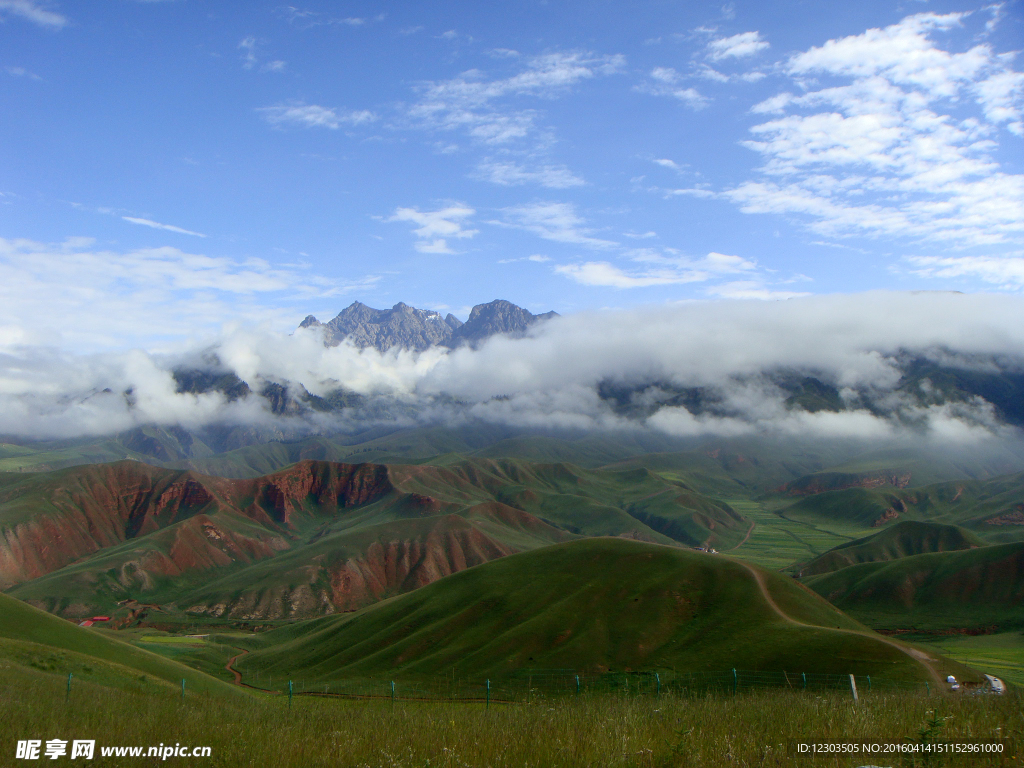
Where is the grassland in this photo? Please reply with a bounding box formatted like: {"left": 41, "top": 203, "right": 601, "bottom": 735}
{"left": 717, "top": 499, "right": 857, "bottom": 570}
{"left": 914, "top": 632, "right": 1024, "bottom": 687}
{"left": 0, "top": 592, "right": 245, "bottom": 698}
{"left": 232, "top": 538, "right": 973, "bottom": 685}
{"left": 1, "top": 661, "right": 1019, "bottom": 768}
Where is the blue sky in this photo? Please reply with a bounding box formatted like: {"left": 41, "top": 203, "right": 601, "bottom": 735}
{"left": 1, "top": 0, "right": 1022, "bottom": 352}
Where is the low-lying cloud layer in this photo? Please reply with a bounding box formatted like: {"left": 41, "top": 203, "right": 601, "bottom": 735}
{"left": 2, "top": 292, "right": 1023, "bottom": 445}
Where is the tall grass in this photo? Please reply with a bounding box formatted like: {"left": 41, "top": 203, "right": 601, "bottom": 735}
{"left": 2, "top": 666, "right": 1019, "bottom": 767}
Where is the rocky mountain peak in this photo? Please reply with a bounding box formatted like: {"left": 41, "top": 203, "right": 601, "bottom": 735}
{"left": 299, "top": 299, "right": 558, "bottom": 352}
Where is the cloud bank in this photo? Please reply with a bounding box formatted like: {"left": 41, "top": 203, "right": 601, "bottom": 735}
{"left": 1, "top": 291, "right": 1022, "bottom": 444}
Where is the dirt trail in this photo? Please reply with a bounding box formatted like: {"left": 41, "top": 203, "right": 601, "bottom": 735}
{"left": 224, "top": 648, "right": 280, "bottom": 693}
{"left": 225, "top": 649, "right": 248, "bottom": 684}
{"left": 736, "top": 560, "right": 945, "bottom": 687}
{"left": 729, "top": 522, "right": 756, "bottom": 551}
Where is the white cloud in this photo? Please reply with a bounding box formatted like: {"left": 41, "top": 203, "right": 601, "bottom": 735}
{"left": 497, "top": 254, "right": 550, "bottom": 264}
{"left": 727, "top": 12, "right": 1024, "bottom": 249}
{"left": 555, "top": 251, "right": 759, "bottom": 288}
{"left": 637, "top": 68, "right": 709, "bottom": 109}
{"left": 122, "top": 216, "right": 206, "bottom": 238}
{"left": 262, "top": 60, "right": 287, "bottom": 73}
{"left": 707, "top": 31, "right": 769, "bottom": 60}
{"left": 407, "top": 51, "right": 625, "bottom": 144}
{"left": 389, "top": 205, "right": 478, "bottom": 254}
{"left": 653, "top": 158, "right": 681, "bottom": 170}
{"left": 279, "top": 7, "right": 366, "bottom": 29}
{"left": 668, "top": 187, "right": 716, "bottom": 198}
{"left": 259, "top": 103, "right": 377, "bottom": 129}
{"left": 0, "top": 237, "right": 376, "bottom": 352}
{"left": 706, "top": 280, "right": 810, "bottom": 300}
{"left": 498, "top": 202, "right": 618, "bottom": 250}
{"left": 5, "top": 65, "right": 41, "bottom": 79}
{"left": 476, "top": 161, "right": 585, "bottom": 188}
{"left": 0, "top": 0, "right": 66, "bottom": 28}
{"left": 906, "top": 254, "right": 1024, "bottom": 288}
{"left": 238, "top": 37, "right": 258, "bottom": 69}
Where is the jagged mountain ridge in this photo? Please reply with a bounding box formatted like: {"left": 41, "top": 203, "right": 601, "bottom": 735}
{"left": 299, "top": 298, "right": 558, "bottom": 352}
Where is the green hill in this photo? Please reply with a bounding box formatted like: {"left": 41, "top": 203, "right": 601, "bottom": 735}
{"left": 235, "top": 538, "right": 970, "bottom": 684}
{"left": 775, "top": 472, "right": 1024, "bottom": 544}
{"left": 0, "top": 591, "right": 245, "bottom": 697}
{"left": 801, "top": 521, "right": 984, "bottom": 577}
{"left": 805, "top": 542, "right": 1024, "bottom": 630}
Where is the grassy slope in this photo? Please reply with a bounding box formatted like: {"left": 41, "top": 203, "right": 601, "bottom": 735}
{"left": 800, "top": 521, "right": 985, "bottom": 576}
{"left": 773, "top": 473, "right": 1024, "bottom": 542}
{"left": 805, "top": 542, "right": 1024, "bottom": 629}
{"left": 236, "top": 538, "right": 967, "bottom": 683}
{"left": 0, "top": 591, "right": 246, "bottom": 697}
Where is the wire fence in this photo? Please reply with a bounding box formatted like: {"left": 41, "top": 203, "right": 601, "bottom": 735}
{"left": 238, "top": 668, "right": 957, "bottom": 705}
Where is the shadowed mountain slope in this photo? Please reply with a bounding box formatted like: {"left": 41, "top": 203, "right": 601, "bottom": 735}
{"left": 805, "top": 542, "right": 1024, "bottom": 630}
{"left": 800, "top": 521, "right": 984, "bottom": 577}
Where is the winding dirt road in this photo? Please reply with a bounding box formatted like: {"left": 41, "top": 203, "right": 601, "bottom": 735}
{"left": 736, "top": 560, "right": 945, "bottom": 687}
{"left": 224, "top": 648, "right": 280, "bottom": 693}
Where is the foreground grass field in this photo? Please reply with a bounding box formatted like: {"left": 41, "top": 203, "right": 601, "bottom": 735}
{"left": 1, "top": 662, "right": 1018, "bottom": 767}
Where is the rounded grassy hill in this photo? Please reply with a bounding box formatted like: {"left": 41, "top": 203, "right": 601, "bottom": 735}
{"left": 237, "top": 538, "right": 974, "bottom": 684}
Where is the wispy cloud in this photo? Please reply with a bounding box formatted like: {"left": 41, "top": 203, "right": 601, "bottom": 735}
{"left": 239, "top": 37, "right": 286, "bottom": 72}
{"left": 725, "top": 12, "right": 1024, "bottom": 251}
{"left": 278, "top": 6, "right": 367, "bottom": 29}
{"left": 407, "top": 51, "right": 625, "bottom": 145}
{"left": 555, "top": 251, "right": 759, "bottom": 288}
{"left": 259, "top": 103, "right": 377, "bottom": 129}
{"left": 388, "top": 205, "right": 478, "bottom": 254}
{"left": 906, "top": 254, "right": 1024, "bottom": 289}
{"left": 5, "top": 65, "right": 41, "bottom": 79}
{"left": 0, "top": 0, "right": 66, "bottom": 28}
{"left": 122, "top": 217, "right": 207, "bottom": 238}
{"left": 239, "top": 36, "right": 258, "bottom": 69}
{"left": 498, "top": 202, "right": 618, "bottom": 250}
{"left": 707, "top": 31, "right": 769, "bottom": 60}
{"left": 476, "top": 161, "right": 585, "bottom": 188}
{"left": 0, "top": 237, "right": 376, "bottom": 352}
{"left": 636, "top": 68, "right": 708, "bottom": 109}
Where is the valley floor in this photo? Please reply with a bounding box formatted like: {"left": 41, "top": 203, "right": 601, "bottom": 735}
{"left": 720, "top": 499, "right": 858, "bottom": 569}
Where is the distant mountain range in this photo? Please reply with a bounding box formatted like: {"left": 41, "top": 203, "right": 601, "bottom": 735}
{"left": 299, "top": 299, "right": 559, "bottom": 352}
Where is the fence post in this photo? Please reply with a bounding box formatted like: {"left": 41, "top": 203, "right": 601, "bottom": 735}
{"left": 181, "top": 679, "right": 185, "bottom": 701}
{"left": 390, "top": 680, "right": 395, "bottom": 707}
{"left": 732, "top": 669, "right": 738, "bottom": 695}
{"left": 925, "top": 682, "right": 930, "bottom": 696}
{"left": 288, "top": 680, "right": 293, "bottom": 709}
{"left": 575, "top": 675, "right": 580, "bottom": 696}
{"left": 867, "top": 675, "right": 871, "bottom": 692}
{"left": 655, "top": 672, "right": 661, "bottom": 696}
{"left": 802, "top": 672, "right": 806, "bottom": 691}
{"left": 486, "top": 679, "right": 490, "bottom": 710}
{"left": 66, "top": 673, "right": 72, "bottom": 702}
{"left": 848, "top": 674, "right": 858, "bottom": 702}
